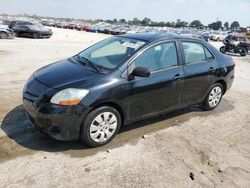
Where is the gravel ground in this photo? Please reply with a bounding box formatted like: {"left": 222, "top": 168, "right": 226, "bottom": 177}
{"left": 0, "top": 28, "right": 250, "bottom": 187}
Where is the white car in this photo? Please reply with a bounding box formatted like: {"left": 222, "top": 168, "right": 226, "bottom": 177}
{"left": 210, "top": 31, "right": 228, "bottom": 41}
{"left": 0, "top": 24, "right": 15, "bottom": 39}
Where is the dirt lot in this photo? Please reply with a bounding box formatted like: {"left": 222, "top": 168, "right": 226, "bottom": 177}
{"left": 0, "top": 28, "right": 250, "bottom": 187}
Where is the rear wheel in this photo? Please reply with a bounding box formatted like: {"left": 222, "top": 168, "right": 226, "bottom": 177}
{"left": 0, "top": 32, "right": 8, "bottom": 39}
{"left": 203, "top": 83, "right": 223, "bottom": 110}
{"left": 238, "top": 47, "right": 247, "bottom": 57}
{"left": 80, "top": 106, "right": 121, "bottom": 147}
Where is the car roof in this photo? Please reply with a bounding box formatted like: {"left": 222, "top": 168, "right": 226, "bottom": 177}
{"left": 120, "top": 32, "right": 201, "bottom": 42}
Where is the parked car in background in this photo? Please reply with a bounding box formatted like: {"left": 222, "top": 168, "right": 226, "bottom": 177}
{"left": 177, "top": 30, "right": 192, "bottom": 36}
{"left": 86, "top": 25, "right": 100, "bottom": 33}
{"left": 201, "top": 32, "right": 210, "bottom": 42}
{"left": 210, "top": 31, "right": 228, "bottom": 41}
{"left": 8, "top": 20, "right": 19, "bottom": 29}
{"left": 23, "top": 33, "right": 235, "bottom": 147}
{"left": 84, "top": 25, "right": 95, "bottom": 32}
{"left": 0, "top": 19, "right": 10, "bottom": 26}
{"left": 0, "top": 24, "right": 15, "bottom": 39}
{"left": 8, "top": 20, "right": 33, "bottom": 29}
{"left": 13, "top": 24, "right": 53, "bottom": 38}
{"left": 63, "top": 23, "right": 78, "bottom": 30}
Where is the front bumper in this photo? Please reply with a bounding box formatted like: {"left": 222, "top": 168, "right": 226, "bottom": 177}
{"left": 23, "top": 101, "right": 91, "bottom": 141}
{"left": 23, "top": 78, "right": 92, "bottom": 141}
{"left": 39, "top": 33, "right": 52, "bottom": 38}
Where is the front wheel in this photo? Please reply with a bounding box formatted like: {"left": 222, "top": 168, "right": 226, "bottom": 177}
{"left": 32, "top": 32, "right": 39, "bottom": 39}
{"left": 203, "top": 83, "right": 223, "bottom": 111}
{"left": 220, "top": 46, "right": 226, "bottom": 54}
{"left": 80, "top": 106, "right": 121, "bottom": 147}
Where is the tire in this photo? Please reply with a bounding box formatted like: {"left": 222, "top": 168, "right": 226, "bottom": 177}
{"left": 220, "top": 46, "right": 226, "bottom": 54}
{"left": 80, "top": 106, "right": 121, "bottom": 147}
{"left": 203, "top": 83, "right": 224, "bottom": 111}
{"left": 238, "top": 47, "right": 247, "bottom": 57}
{"left": 0, "top": 31, "right": 8, "bottom": 39}
{"left": 32, "top": 33, "right": 39, "bottom": 39}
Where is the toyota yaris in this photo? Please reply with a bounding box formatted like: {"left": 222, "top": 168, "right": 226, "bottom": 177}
{"left": 23, "top": 33, "right": 235, "bottom": 147}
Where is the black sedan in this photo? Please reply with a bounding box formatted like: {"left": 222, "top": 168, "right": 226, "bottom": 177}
{"left": 23, "top": 33, "right": 235, "bottom": 147}
{"left": 13, "top": 24, "right": 53, "bottom": 39}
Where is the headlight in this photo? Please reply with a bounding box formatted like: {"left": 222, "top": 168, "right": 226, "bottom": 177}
{"left": 50, "top": 88, "right": 89, "bottom": 106}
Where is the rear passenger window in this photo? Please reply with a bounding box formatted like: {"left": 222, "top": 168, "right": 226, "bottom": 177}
{"left": 182, "top": 42, "right": 213, "bottom": 65}
{"left": 204, "top": 47, "right": 214, "bottom": 60}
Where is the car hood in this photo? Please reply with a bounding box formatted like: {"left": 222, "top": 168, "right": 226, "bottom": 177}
{"left": 28, "top": 26, "right": 51, "bottom": 32}
{"left": 33, "top": 59, "right": 100, "bottom": 90}
{"left": 0, "top": 24, "right": 8, "bottom": 29}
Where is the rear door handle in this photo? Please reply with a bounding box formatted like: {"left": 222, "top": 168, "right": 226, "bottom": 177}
{"left": 173, "top": 74, "right": 183, "bottom": 80}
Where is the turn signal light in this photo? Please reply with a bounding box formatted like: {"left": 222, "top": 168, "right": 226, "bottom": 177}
{"left": 59, "top": 99, "right": 81, "bottom": 106}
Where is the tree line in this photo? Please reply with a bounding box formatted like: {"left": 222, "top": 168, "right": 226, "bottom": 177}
{"left": 105, "top": 17, "right": 241, "bottom": 30}
{"left": 1, "top": 13, "right": 242, "bottom": 30}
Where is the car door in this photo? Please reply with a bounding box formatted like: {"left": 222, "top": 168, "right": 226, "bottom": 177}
{"left": 125, "top": 41, "right": 184, "bottom": 121}
{"left": 14, "top": 25, "right": 27, "bottom": 36}
{"left": 180, "top": 41, "right": 218, "bottom": 106}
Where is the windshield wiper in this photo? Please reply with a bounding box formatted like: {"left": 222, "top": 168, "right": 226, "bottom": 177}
{"left": 77, "top": 55, "right": 100, "bottom": 73}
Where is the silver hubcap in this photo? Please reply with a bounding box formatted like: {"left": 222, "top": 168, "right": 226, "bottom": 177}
{"left": 208, "top": 86, "right": 222, "bottom": 107}
{"left": 0, "top": 32, "right": 7, "bottom": 39}
{"left": 90, "top": 112, "right": 117, "bottom": 143}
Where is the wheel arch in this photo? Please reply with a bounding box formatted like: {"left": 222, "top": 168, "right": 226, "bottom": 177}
{"left": 202, "top": 79, "right": 227, "bottom": 102}
{"left": 214, "top": 79, "right": 227, "bottom": 95}
{"left": 90, "top": 101, "right": 125, "bottom": 125}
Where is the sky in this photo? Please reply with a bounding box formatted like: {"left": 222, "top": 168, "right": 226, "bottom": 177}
{"left": 0, "top": 0, "right": 249, "bottom": 27}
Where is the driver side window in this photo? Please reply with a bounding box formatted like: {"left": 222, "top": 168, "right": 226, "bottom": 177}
{"left": 133, "top": 42, "right": 178, "bottom": 72}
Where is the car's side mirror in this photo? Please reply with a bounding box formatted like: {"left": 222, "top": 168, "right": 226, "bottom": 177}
{"left": 128, "top": 66, "right": 150, "bottom": 80}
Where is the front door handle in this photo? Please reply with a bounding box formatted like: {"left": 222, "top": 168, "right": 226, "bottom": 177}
{"left": 209, "top": 67, "right": 216, "bottom": 72}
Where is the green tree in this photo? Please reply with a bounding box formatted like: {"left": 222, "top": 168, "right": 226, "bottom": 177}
{"left": 106, "top": 19, "right": 113, "bottom": 24}
{"left": 176, "top": 20, "right": 188, "bottom": 28}
{"left": 231, "top": 21, "right": 240, "bottom": 29}
{"left": 142, "top": 17, "right": 152, "bottom": 26}
{"left": 112, "top": 18, "right": 118, "bottom": 24}
{"left": 166, "top": 22, "right": 172, "bottom": 27}
{"left": 224, "top": 22, "right": 229, "bottom": 30}
{"left": 158, "top": 21, "right": 166, "bottom": 27}
{"left": 119, "top": 19, "right": 127, "bottom": 24}
{"left": 31, "top": 14, "right": 39, "bottom": 20}
{"left": 2, "top": 13, "right": 8, "bottom": 17}
{"left": 132, "top": 17, "right": 141, "bottom": 25}
{"left": 190, "top": 20, "right": 203, "bottom": 28}
{"left": 208, "top": 21, "right": 222, "bottom": 30}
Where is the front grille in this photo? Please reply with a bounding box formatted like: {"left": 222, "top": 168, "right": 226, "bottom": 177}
{"left": 23, "top": 78, "right": 51, "bottom": 106}
{"left": 23, "top": 90, "right": 40, "bottom": 103}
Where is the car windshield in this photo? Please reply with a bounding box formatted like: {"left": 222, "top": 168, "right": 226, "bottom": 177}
{"left": 75, "top": 37, "right": 147, "bottom": 73}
